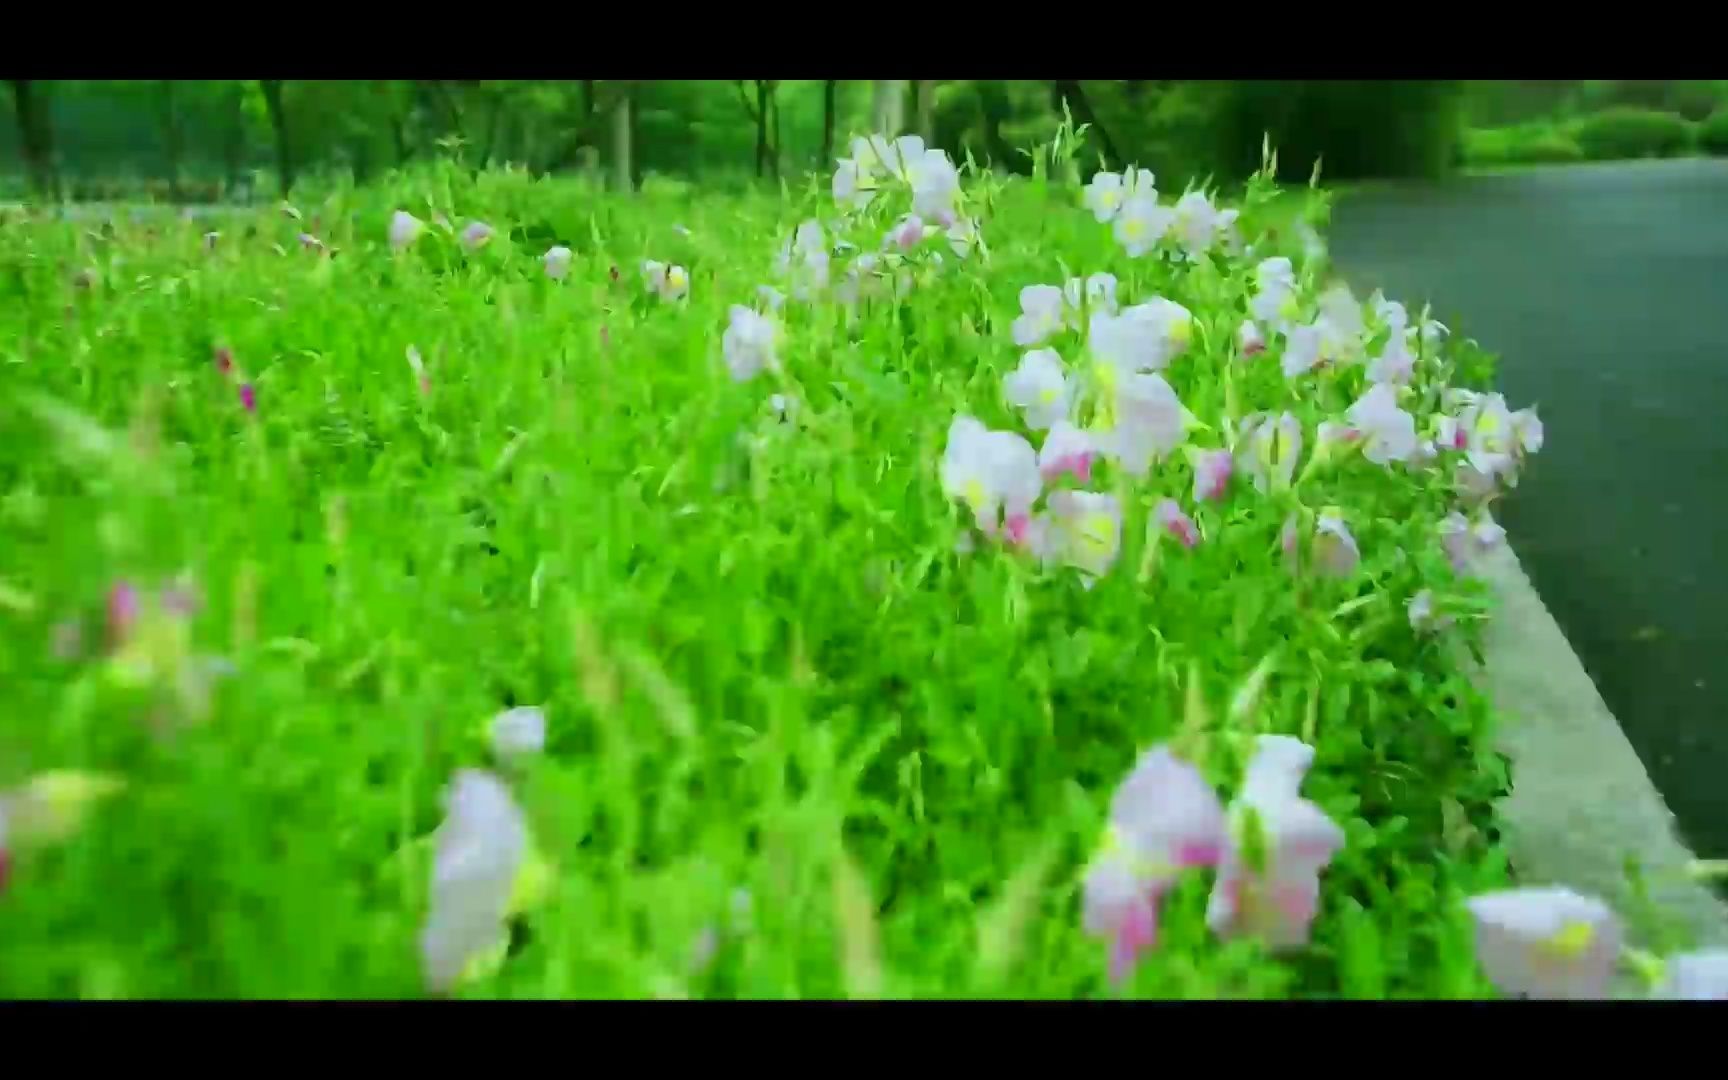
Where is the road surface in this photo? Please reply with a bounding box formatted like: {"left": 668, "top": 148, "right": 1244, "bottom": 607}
{"left": 1331, "top": 158, "right": 1728, "bottom": 863}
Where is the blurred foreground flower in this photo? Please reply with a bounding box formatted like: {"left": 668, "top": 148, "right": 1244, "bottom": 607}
{"left": 1153, "top": 498, "right": 1199, "bottom": 549}
{"left": 1658, "top": 950, "right": 1728, "bottom": 1000}
{"left": 1083, "top": 745, "right": 1227, "bottom": 985}
{"left": 722, "top": 305, "right": 779, "bottom": 383}
{"left": 1038, "top": 421, "right": 1097, "bottom": 484}
{"left": 490, "top": 706, "right": 546, "bottom": 762}
{"left": 543, "top": 246, "right": 572, "bottom": 281}
{"left": 0, "top": 771, "right": 125, "bottom": 850}
{"left": 460, "top": 221, "right": 494, "bottom": 252}
{"left": 1040, "top": 489, "right": 1122, "bottom": 578}
{"left": 1205, "top": 736, "right": 1344, "bottom": 949}
{"left": 1466, "top": 887, "right": 1621, "bottom": 1000}
{"left": 389, "top": 210, "right": 423, "bottom": 251}
{"left": 1012, "top": 285, "right": 1064, "bottom": 347}
{"left": 421, "top": 770, "right": 528, "bottom": 995}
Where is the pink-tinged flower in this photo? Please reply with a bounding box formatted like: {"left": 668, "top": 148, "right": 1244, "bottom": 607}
{"left": 107, "top": 581, "right": 140, "bottom": 649}
{"left": 1658, "top": 950, "right": 1728, "bottom": 1000}
{"left": 460, "top": 221, "right": 494, "bottom": 252}
{"left": 1083, "top": 745, "right": 1228, "bottom": 986}
{"left": 1153, "top": 498, "right": 1200, "bottom": 548}
{"left": 238, "top": 383, "right": 257, "bottom": 414}
{"left": 1012, "top": 284, "right": 1065, "bottom": 347}
{"left": 543, "top": 246, "right": 573, "bottom": 281}
{"left": 1038, "top": 421, "right": 1097, "bottom": 484}
{"left": 1435, "top": 415, "right": 1467, "bottom": 452}
{"left": 1280, "top": 513, "right": 1302, "bottom": 572}
{"left": 1440, "top": 511, "right": 1504, "bottom": 575}
{"left": 389, "top": 210, "right": 423, "bottom": 251}
{"left": 1345, "top": 383, "right": 1417, "bottom": 466}
{"left": 1044, "top": 490, "right": 1123, "bottom": 578}
{"left": 884, "top": 213, "right": 925, "bottom": 252}
{"left": 1237, "top": 319, "right": 1266, "bottom": 358}
{"left": 1512, "top": 407, "right": 1544, "bottom": 455}
{"left": 1003, "top": 348, "right": 1072, "bottom": 431}
{"left": 421, "top": 769, "right": 528, "bottom": 994}
{"left": 1193, "top": 448, "right": 1233, "bottom": 503}
{"left": 1465, "top": 887, "right": 1622, "bottom": 1000}
{"left": 1237, "top": 411, "right": 1302, "bottom": 494}
{"left": 1100, "top": 373, "right": 1187, "bottom": 476}
{"left": 1205, "top": 736, "right": 1344, "bottom": 949}
{"left": 940, "top": 416, "right": 1042, "bottom": 539}
{"left": 214, "top": 346, "right": 234, "bottom": 377}
{"left": 1313, "top": 512, "right": 1360, "bottom": 578}
{"left": 406, "top": 346, "right": 430, "bottom": 395}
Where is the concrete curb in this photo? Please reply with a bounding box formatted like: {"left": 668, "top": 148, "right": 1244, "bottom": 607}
{"left": 1478, "top": 543, "right": 1728, "bottom": 946}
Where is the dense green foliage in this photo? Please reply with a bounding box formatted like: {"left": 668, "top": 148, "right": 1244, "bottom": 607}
{"left": 1573, "top": 107, "right": 1696, "bottom": 162}
{"left": 1461, "top": 124, "right": 1585, "bottom": 168}
{"left": 1697, "top": 109, "right": 1728, "bottom": 156}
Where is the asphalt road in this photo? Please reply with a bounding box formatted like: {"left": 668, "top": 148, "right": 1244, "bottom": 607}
{"left": 1330, "top": 159, "right": 1728, "bottom": 862}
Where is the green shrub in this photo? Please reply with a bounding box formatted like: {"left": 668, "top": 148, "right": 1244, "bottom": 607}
{"left": 1462, "top": 124, "right": 1584, "bottom": 167}
{"left": 1213, "top": 81, "right": 1465, "bottom": 182}
{"left": 1573, "top": 107, "right": 1694, "bottom": 160}
{"left": 1698, "top": 109, "right": 1728, "bottom": 156}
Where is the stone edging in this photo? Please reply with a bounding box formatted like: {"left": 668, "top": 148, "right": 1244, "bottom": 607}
{"left": 1478, "top": 543, "right": 1728, "bottom": 946}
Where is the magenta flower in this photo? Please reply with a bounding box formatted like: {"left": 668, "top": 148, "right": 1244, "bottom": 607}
{"left": 1193, "top": 448, "right": 1233, "bottom": 503}
{"left": 1038, "top": 422, "right": 1096, "bottom": 484}
{"left": 1153, "top": 498, "right": 1199, "bottom": 548}
{"left": 239, "top": 383, "right": 257, "bottom": 414}
{"left": 106, "top": 581, "right": 140, "bottom": 649}
{"left": 1083, "top": 746, "right": 1228, "bottom": 986}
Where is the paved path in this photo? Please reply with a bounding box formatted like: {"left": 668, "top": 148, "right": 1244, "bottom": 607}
{"left": 1331, "top": 159, "right": 1728, "bottom": 862}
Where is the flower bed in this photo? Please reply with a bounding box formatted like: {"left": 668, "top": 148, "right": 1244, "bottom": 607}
{"left": 0, "top": 135, "right": 1719, "bottom": 999}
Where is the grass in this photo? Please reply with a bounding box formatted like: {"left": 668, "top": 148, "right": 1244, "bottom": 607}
{"left": 0, "top": 146, "right": 1531, "bottom": 1000}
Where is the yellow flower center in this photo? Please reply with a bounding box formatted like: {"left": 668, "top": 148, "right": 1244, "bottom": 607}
{"left": 1279, "top": 296, "right": 1300, "bottom": 321}
{"left": 668, "top": 267, "right": 687, "bottom": 289}
{"left": 963, "top": 479, "right": 988, "bottom": 511}
{"left": 1101, "top": 190, "right": 1120, "bottom": 209}
{"left": 1038, "top": 387, "right": 1059, "bottom": 405}
{"left": 1124, "top": 218, "right": 1146, "bottom": 241}
{"left": 1169, "top": 315, "right": 1192, "bottom": 350}
{"left": 1079, "top": 513, "right": 1118, "bottom": 554}
{"left": 1542, "top": 921, "right": 1596, "bottom": 960}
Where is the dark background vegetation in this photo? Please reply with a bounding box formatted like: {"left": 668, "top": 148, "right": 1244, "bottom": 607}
{"left": 4, "top": 80, "right": 1726, "bottom": 204}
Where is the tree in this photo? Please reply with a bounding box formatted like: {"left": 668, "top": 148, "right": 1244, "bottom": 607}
{"left": 609, "top": 81, "right": 633, "bottom": 193}
{"left": 7, "top": 79, "right": 59, "bottom": 200}
{"left": 1052, "top": 80, "right": 1121, "bottom": 170}
{"left": 914, "top": 80, "right": 936, "bottom": 143}
{"left": 871, "top": 80, "right": 906, "bottom": 135}
{"left": 157, "top": 81, "right": 185, "bottom": 201}
{"left": 821, "top": 79, "right": 838, "bottom": 167}
{"left": 258, "top": 79, "right": 294, "bottom": 195}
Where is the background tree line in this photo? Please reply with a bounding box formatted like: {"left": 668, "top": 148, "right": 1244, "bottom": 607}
{"left": 4, "top": 80, "right": 1724, "bottom": 204}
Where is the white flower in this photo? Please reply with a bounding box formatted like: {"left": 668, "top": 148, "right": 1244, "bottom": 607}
{"left": 1237, "top": 320, "right": 1267, "bottom": 359}
{"left": 1205, "top": 736, "right": 1345, "bottom": 950}
{"left": 946, "top": 216, "right": 981, "bottom": 260}
{"left": 1114, "top": 194, "right": 1173, "bottom": 257}
{"left": 940, "top": 416, "right": 1042, "bottom": 539}
{"left": 1171, "top": 191, "right": 1220, "bottom": 257}
{"left": 1344, "top": 384, "right": 1418, "bottom": 466}
{"left": 1658, "top": 949, "right": 1728, "bottom": 1000}
{"left": 1466, "top": 887, "right": 1622, "bottom": 1000}
{"left": 1256, "top": 257, "right": 1296, "bottom": 294}
{"left": 832, "top": 158, "right": 874, "bottom": 212}
{"left": 1282, "top": 324, "right": 1323, "bottom": 379}
{"left": 756, "top": 284, "right": 786, "bottom": 311}
{"left": 421, "top": 770, "right": 528, "bottom": 994}
{"left": 460, "top": 221, "right": 494, "bottom": 252}
{"left": 543, "top": 246, "right": 573, "bottom": 281}
{"left": 883, "top": 213, "right": 925, "bottom": 253}
{"left": 908, "top": 148, "right": 960, "bottom": 221}
{"left": 1062, "top": 273, "right": 1119, "bottom": 326}
{"left": 1460, "top": 392, "right": 1517, "bottom": 479}
{"left": 1512, "top": 407, "right": 1544, "bottom": 455}
{"left": 1090, "top": 299, "right": 1192, "bottom": 379}
{"left": 491, "top": 706, "right": 547, "bottom": 761}
{"left": 1101, "top": 373, "right": 1187, "bottom": 476}
{"left": 389, "top": 210, "right": 423, "bottom": 252}
{"left": 775, "top": 220, "right": 830, "bottom": 301}
{"left": 722, "top": 305, "right": 778, "bottom": 383}
{"left": 1366, "top": 333, "right": 1415, "bottom": 386}
{"left": 1012, "top": 285, "right": 1066, "bottom": 348}
{"left": 1044, "top": 490, "right": 1124, "bottom": 578}
{"left": 1084, "top": 171, "right": 1126, "bottom": 223}
{"left": 641, "top": 260, "right": 689, "bottom": 303}
{"left": 1237, "top": 412, "right": 1303, "bottom": 494}
{"left": 1004, "top": 348, "right": 1073, "bottom": 431}
{"left": 1314, "top": 284, "right": 1366, "bottom": 364}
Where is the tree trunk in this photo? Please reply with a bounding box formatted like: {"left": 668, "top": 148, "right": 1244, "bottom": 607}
{"left": 976, "top": 80, "right": 1019, "bottom": 172}
{"left": 610, "top": 82, "right": 633, "bottom": 193}
{"left": 259, "top": 79, "right": 295, "bottom": 196}
{"left": 160, "top": 81, "right": 184, "bottom": 202}
{"left": 754, "top": 80, "right": 770, "bottom": 178}
{"left": 223, "top": 82, "right": 247, "bottom": 193}
{"left": 629, "top": 82, "right": 643, "bottom": 191}
{"left": 871, "top": 80, "right": 906, "bottom": 136}
{"left": 1052, "top": 80, "right": 1121, "bottom": 170}
{"left": 821, "top": 79, "right": 837, "bottom": 166}
{"left": 914, "top": 80, "right": 936, "bottom": 143}
{"left": 8, "top": 80, "right": 59, "bottom": 200}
